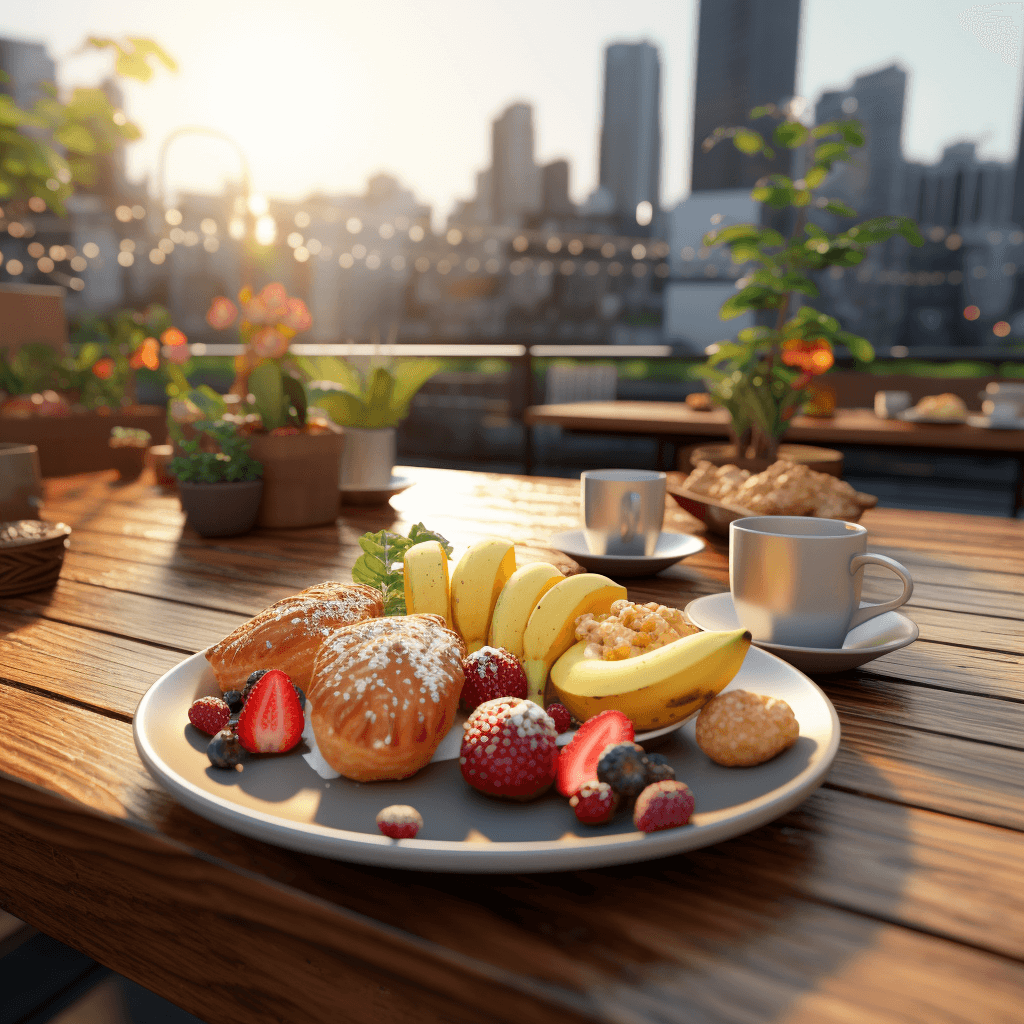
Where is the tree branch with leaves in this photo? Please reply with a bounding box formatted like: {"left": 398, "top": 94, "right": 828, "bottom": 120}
{"left": 701, "top": 104, "right": 923, "bottom": 462}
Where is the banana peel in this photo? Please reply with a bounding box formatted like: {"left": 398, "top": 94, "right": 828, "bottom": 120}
{"left": 549, "top": 628, "right": 751, "bottom": 731}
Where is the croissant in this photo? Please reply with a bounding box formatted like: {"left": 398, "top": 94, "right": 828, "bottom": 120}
{"left": 206, "top": 582, "right": 384, "bottom": 694}
{"left": 307, "top": 613, "right": 466, "bottom": 781}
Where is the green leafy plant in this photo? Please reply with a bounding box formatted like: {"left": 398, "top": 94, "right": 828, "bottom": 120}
{"left": 168, "top": 420, "right": 263, "bottom": 484}
{"left": 0, "top": 37, "right": 175, "bottom": 213}
{"left": 701, "top": 104, "right": 924, "bottom": 461}
{"left": 300, "top": 356, "right": 441, "bottom": 429}
{"left": 352, "top": 524, "right": 454, "bottom": 615}
{"left": 109, "top": 426, "right": 151, "bottom": 448}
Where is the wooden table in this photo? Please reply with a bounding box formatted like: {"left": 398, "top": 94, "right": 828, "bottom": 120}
{"left": 2, "top": 467, "right": 1023, "bottom": 1024}
{"left": 524, "top": 402, "right": 1024, "bottom": 514}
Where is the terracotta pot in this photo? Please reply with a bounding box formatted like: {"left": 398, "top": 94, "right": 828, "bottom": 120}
{"left": 108, "top": 445, "right": 148, "bottom": 482}
{"left": 178, "top": 479, "right": 263, "bottom": 538}
{"left": 686, "top": 442, "right": 844, "bottom": 478}
{"left": 248, "top": 431, "right": 346, "bottom": 528}
{"left": 340, "top": 426, "right": 396, "bottom": 489}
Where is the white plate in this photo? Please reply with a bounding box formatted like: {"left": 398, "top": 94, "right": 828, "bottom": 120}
{"left": 966, "top": 414, "right": 1024, "bottom": 431}
{"left": 549, "top": 530, "right": 705, "bottom": 577}
{"left": 133, "top": 647, "right": 839, "bottom": 873}
{"left": 896, "top": 409, "right": 967, "bottom": 424}
{"left": 339, "top": 475, "right": 414, "bottom": 506}
{"left": 685, "top": 592, "right": 919, "bottom": 674}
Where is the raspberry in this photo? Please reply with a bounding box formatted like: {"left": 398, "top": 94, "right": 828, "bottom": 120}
{"left": 644, "top": 752, "right": 676, "bottom": 784}
{"left": 460, "top": 646, "right": 528, "bottom": 711}
{"left": 188, "top": 695, "right": 231, "bottom": 736}
{"left": 596, "top": 742, "right": 650, "bottom": 799}
{"left": 633, "top": 781, "right": 695, "bottom": 833}
{"left": 460, "top": 697, "right": 559, "bottom": 801}
{"left": 569, "top": 780, "right": 619, "bottom": 825}
{"left": 376, "top": 805, "right": 423, "bottom": 839}
{"left": 545, "top": 702, "right": 572, "bottom": 733}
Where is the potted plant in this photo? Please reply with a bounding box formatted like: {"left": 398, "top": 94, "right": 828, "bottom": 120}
{"left": 108, "top": 426, "right": 151, "bottom": 482}
{"left": 169, "top": 420, "right": 263, "bottom": 538}
{"left": 300, "top": 355, "right": 441, "bottom": 489}
{"left": 697, "top": 104, "right": 923, "bottom": 471}
{"left": 205, "top": 284, "right": 344, "bottom": 528}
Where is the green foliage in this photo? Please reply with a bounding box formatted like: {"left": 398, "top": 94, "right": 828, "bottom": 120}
{"left": 303, "top": 357, "right": 441, "bottom": 428}
{"left": 109, "top": 426, "right": 151, "bottom": 448}
{"left": 246, "top": 359, "right": 309, "bottom": 432}
{"left": 351, "top": 524, "right": 454, "bottom": 616}
{"left": 0, "top": 37, "right": 173, "bottom": 213}
{"left": 699, "top": 105, "right": 923, "bottom": 458}
{"left": 168, "top": 420, "right": 263, "bottom": 484}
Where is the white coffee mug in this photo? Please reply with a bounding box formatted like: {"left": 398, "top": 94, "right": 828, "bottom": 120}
{"left": 581, "top": 469, "right": 665, "bottom": 556}
{"left": 729, "top": 516, "right": 914, "bottom": 648}
{"left": 874, "top": 390, "right": 912, "bottom": 419}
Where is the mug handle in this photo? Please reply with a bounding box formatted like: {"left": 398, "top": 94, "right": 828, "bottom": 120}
{"left": 848, "top": 553, "right": 914, "bottom": 630}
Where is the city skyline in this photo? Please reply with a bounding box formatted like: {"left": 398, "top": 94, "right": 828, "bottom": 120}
{"left": 1, "top": 0, "right": 1022, "bottom": 224}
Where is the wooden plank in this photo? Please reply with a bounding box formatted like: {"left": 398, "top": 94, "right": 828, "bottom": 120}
{"left": 830, "top": 715, "right": 1024, "bottom": 831}
{"left": 3, "top": 685, "right": 1024, "bottom": 1017}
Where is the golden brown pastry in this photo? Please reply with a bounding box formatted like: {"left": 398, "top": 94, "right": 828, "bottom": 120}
{"left": 307, "top": 613, "right": 466, "bottom": 782}
{"left": 206, "top": 582, "right": 384, "bottom": 693}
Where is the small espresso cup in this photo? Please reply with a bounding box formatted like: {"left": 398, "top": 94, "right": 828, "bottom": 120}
{"left": 581, "top": 469, "right": 666, "bottom": 556}
{"left": 729, "top": 516, "right": 914, "bottom": 648}
{"left": 874, "top": 390, "right": 912, "bottom": 419}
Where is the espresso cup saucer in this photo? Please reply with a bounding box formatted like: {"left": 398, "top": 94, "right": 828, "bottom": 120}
{"left": 339, "top": 475, "right": 414, "bottom": 506}
{"left": 684, "top": 592, "right": 919, "bottom": 674}
{"left": 549, "top": 529, "right": 705, "bottom": 577}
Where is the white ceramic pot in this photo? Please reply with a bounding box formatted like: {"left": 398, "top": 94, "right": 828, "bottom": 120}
{"left": 339, "top": 427, "right": 396, "bottom": 489}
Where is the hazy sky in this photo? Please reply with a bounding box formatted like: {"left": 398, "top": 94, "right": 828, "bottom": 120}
{"left": 1, "top": 0, "right": 1021, "bottom": 221}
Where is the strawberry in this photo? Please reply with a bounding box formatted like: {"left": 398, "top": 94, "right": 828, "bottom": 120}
{"left": 460, "top": 697, "right": 559, "bottom": 801}
{"left": 376, "top": 805, "right": 423, "bottom": 839}
{"left": 235, "top": 669, "right": 304, "bottom": 754}
{"left": 556, "top": 709, "right": 634, "bottom": 798}
{"left": 545, "top": 702, "right": 572, "bottom": 733}
{"left": 633, "top": 781, "right": 695, "bottom": 833}
{"left": 569, "top": 780, "right": 619, "bottom": 825}
{"left": 460, "top": 646, "right": 528, "bottom": 711}
{"left": 188, "top": 696, "right": 231, "bottom": 736}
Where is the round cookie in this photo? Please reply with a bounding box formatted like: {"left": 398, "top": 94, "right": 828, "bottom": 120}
{"left": 695, "top": 690, "right": 799, "bottom": 767}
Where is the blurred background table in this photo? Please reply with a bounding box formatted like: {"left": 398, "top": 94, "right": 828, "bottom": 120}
{"left": 1, "top": 467, "right": 1022, "bottom": 1024}
{"left": 525, "top": 402, "right": 1024, "bottom": 514}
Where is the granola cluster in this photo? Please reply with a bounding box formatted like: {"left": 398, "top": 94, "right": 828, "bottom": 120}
{"left": 685, "top": 459, "right": 871, "bottom": 520}
{"left": 575, "top": 599, "right": 698, "bottom": 661}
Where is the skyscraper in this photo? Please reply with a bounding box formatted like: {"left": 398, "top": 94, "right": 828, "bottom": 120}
{"left": 491, "top": 102, "right": 540, "bottom": 227}
{"left": 598, "top": 41, "right": 661, "bottom": 235}
{"left": 0, "top": 38, "right": 56, "bottom": 109}
{"left": 690, "top": 0, "right": 801, "bottom": 192}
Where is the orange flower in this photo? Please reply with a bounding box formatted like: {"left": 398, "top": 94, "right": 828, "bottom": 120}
{"left": 260, "top": 282, "right": 288, "bottom": 319}
{"left": 284, "top": 296, "right": 312, "bottom": 332}
{"left": 781, "top": 338, "right": 834, "bottom": 376}
{"left": 130, "top": 337, "right": 161, "bottom": 371}
{"left": 92, "top": 357, "right": 115, "bottom": 380}
{"left": 238, "top": 285, "right": 254, "bottom": 306}
{"left": 251, "top": 326, "right": 289, "bottom": 359}
{"left": 206, "top": 296, "right": 238, "bottom": 330}
{"left": 161, "top": 327, "right": 187, "bottom": 347}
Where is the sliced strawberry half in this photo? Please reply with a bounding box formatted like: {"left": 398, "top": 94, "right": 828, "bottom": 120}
{"left": 556, "top": 709, "right": 634, "bottom": 798}
{"left": 235, "top": 669, "right": 304, "bottom": 754}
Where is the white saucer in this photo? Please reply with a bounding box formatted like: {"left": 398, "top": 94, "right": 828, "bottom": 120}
{"left": 549, "top": 530, "right": 705, "bottom": 577}
{"left": 896, "top": 409, "right": 967, "bottom": 424}
{"left": 684, "top": 592, "right": 919, "bottom": 674}
{"left": 339, "top": 475, "right": 414, "bottom": 506}
{"left": 966, "top": 414, "right": 1024, "bottom": 431}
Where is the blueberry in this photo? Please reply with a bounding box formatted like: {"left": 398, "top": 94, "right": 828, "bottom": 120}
{"left": 242, "top": 669, "right": 269, "bottom": 703}
{"left": 223, "top": 689, "right": 244, "bottom": 713}
{"left": 293, "top": 685, "right": 306, "bottom": 709}
{"left": 645, "top": 752, "right": 676, "bottom": 784}
{"left": 207, "top": 728, "right": 244, "bottom": 769}
{"left": 597, "top": 742, "right": 650, "bottom": 799}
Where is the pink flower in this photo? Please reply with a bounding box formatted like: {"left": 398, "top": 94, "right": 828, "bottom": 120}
{"left": 165, "top": 343, "right": 191, "bottom": 365}
{"left": 206, "top": 297, "right": 238, "bottom": 330}
{"left": 242, "top": 295, "right": 269, "bottom": 325}
{"left": 284, "top": 297, "right": 312, "bottom": 332}
{"left": 260, "top": 282, "right": 289, "bottom": 320}
{"left": 251, "top": 326, "right": 289, "bottom": 359}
